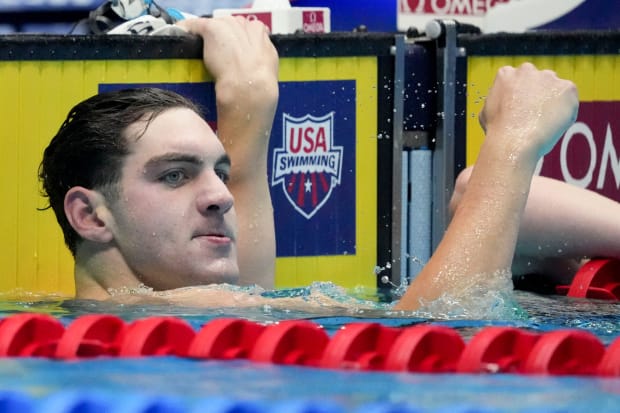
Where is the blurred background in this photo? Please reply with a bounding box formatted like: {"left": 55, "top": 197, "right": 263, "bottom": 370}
{"left": 0, "top": 0, "right": 617, "bottom": 35}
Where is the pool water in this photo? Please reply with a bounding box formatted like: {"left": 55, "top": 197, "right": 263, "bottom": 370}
{"left": 0, "top": 289, "right": 618, "bottom": 412}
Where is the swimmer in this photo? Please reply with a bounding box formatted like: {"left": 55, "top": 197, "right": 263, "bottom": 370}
{"left": 39, "top": 17, "right": 619, "bottom": 311}
{"left": 40, "top": 17, "right": 277, "bottom": 301}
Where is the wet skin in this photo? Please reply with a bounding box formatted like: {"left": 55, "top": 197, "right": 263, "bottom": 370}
{"left": 104, "top": 108, "right": 240, "bottom": 290}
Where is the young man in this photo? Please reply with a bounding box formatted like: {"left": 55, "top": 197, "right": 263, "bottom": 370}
{"left": 41, "top": 17, "right": 278, "bottom": 303}
{"left": 40, "top": 17, "right": 618, "bottom": 311}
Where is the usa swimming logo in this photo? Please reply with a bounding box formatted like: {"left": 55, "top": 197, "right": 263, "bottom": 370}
{"left": 272, "top": 112, "right": 343, "bottom": 219}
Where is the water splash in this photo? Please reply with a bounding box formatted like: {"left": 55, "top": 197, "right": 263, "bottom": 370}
{"left": 414, "top": 269, "right": 527, "bottom": 320}
{"left": 108, "top": 283, "right": 154, "bottom": 296}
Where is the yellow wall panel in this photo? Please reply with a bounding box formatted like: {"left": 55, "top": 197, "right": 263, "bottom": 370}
{"left": 2, "top": 58, "right": 213, "bottom": 295}
{"left": 466, "top": 54, "right": 620, "bottom": 166}
{"left": 2, "top": 53, "right": 379, "bottom": 295}
{"left": 0, "top": 62, "right": 20, "bottom": 291}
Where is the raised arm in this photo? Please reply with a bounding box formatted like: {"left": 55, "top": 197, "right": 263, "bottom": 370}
{"left": 179, "top": 17, "right": 279, "bottom": 288}
{"left": 395, "top": 63, "right": 579, "bottom": 311}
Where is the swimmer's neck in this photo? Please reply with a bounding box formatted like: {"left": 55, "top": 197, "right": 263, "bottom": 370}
{"left": 73, "top": 242, "right": 145, "bottom": 300}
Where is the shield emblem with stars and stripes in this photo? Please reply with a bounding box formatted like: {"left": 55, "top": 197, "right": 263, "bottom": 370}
{"left": 272, "top": 112, "right": 343, "bottom": 219}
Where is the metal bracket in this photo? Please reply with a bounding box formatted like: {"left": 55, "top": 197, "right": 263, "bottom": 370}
{"left": 388, "top": 34, "right": 406, "bottom": 287}
{"left": 428, "top": 19, "right": 459, "bottom": 252}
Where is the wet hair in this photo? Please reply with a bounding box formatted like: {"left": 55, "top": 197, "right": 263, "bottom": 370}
{"left": 39, "top": 87, "right": 202, "bottom": 256}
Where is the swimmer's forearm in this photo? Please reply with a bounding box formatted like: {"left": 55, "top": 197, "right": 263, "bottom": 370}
{"left": 215, "top": 74, "right": 278, "bottom": 289}
{"left": 215, "top": 71, "right": 279, "bottom": 179}
{"left": 396, "top": 63, "right": 580, "bottom": 311}
{"left": 514, "top": 175, "right": 620, "bottom": 260}
{"left": 208, "top": 28, "right": 279, "bottom": 288}
{"left": 395, "top": 134, "right": 538, "bottom": 311}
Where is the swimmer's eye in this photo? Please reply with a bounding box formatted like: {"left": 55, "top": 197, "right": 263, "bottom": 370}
{"left": 215, "top": 168, "right": 230, "bottom": 184}
{"left": 159, "top": 170, "right": 189, "bottom": 187}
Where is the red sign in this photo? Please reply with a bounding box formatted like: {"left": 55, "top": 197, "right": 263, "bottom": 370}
{"left": 539, "top": 101, "right": 620, "bottom": 202}
{"left": 231, "top": 11, "right": 273, "bottom": 30}
{"left": 302, "top": 11, "right": 326, "bottom": 33}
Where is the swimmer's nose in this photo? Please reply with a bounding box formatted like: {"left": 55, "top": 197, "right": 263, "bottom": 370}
{"left": 196, "top": 172, "right": 234, "bottom": 214}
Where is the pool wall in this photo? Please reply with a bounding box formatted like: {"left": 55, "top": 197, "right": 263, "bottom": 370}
{"left": 1, "top": 29, "right": 619, "bottom": 296}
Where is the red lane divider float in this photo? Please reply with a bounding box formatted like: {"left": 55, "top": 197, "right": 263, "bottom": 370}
{"left": 321, "top": 323, "right": 401, "bottom": 370}
{"left": 457, "top": 327, "right": 539, "bottom": 374}
{"left": 251, "top": 320, "right": 329, "bottom": 366}
{"left": 188, "top": 318, "right": 265, "bottom": 360}
{"left": 556, "top": 258, "right": 620, "bottom": 300}
{"left": 522, "top": 329, "right": 606, "bottom": 375}
{"left": 0, "top": 313, "right": 64, "bottom": 357}
{"left": 56, "top": 314, "right": 126, "bottom": 359}
{"left": 599, "top": 336, "right": 620, "bottom": 376}
{"left": 0, "top": 314, "right": 617, "bottom": 377}
{"left": 385, "top": 325, "right": 464, "bottom": 372}
{"left": 119, "top": 317, "right": 196, "bottom": 357}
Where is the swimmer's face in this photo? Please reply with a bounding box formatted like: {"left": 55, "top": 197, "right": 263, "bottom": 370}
{"left": 105, "top": 108, "right": 239, "bottom": 289}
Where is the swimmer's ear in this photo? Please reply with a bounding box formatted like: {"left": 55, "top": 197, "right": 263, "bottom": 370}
{"left": 64, "top": 187, "right": 114, "bottom": 243}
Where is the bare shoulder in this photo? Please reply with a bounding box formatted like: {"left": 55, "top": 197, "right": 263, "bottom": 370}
{"left": 108, "top": 285, "right": 362, "bottom": 314}
{"left": 154, "top": 285, "right": 266, "bottom": 307}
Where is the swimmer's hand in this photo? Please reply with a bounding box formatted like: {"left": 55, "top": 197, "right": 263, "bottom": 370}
{"left": 176, "top": 16, "right": 279, "bottom": 105}
{"left": 479, "top": 62, "right": 579, "bottom": 158}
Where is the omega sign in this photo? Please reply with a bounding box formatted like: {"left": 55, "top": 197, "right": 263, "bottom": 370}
{"left": 399, "top": 0, "right": 511, "bottom": 14}
{"left": 538, "top": 101, "right": 620, "bottom": 202}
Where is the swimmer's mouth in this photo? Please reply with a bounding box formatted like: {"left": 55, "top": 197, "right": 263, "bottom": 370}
{"left": 192, "top": 230, "right": 235, "bottom": 242}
